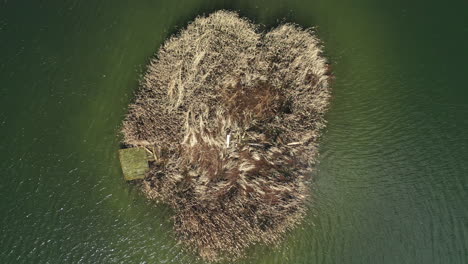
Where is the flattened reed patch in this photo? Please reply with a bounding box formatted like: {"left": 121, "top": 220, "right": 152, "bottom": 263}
{"left": 122, "top": 10, "right": 331, "bottom": 261}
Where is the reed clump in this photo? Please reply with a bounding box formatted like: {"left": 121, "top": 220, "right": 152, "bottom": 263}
{"left": 122, "top": 10, "right": 331, "bottom": 261}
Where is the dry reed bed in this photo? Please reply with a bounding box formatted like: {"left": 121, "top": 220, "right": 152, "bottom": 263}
{"left": 122, "top": 10, "right": 331, "bottom": 261}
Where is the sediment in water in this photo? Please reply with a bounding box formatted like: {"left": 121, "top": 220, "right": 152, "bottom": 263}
{"left": 122, "top": 10, "right": 331, "bottom": 261}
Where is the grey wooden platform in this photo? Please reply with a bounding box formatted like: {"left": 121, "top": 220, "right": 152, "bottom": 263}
{"left": 118, "top": 147, "right": 149, "bottom": 181}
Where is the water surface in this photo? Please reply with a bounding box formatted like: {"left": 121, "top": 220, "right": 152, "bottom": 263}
{"left": 1, "top": 0, "right": 467, "bottom": 263}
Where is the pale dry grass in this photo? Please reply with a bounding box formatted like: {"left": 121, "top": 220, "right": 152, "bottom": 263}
{"left": 122, "top": 10, "right": 332, "bottom": 261}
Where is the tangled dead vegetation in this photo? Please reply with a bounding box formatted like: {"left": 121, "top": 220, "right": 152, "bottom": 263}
{"left": 122, "top": 10, "right": 331, "bottom": 261}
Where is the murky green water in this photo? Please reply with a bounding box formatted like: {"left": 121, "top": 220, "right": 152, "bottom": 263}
{"left": 1, "top": 0, "right": 467, "bottom": 263}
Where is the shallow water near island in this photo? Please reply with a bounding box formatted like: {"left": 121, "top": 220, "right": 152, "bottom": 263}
{"left": 1, "top": 0, "right": 467, "bottom": 263}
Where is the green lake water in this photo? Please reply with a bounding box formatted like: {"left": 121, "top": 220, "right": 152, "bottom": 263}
{"left": 1, "top": 0, "right": 467, "bottom": 263}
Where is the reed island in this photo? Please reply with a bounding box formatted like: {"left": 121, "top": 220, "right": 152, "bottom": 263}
{"left": 121, "top": 10, "right": 331, "bottom": 261}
